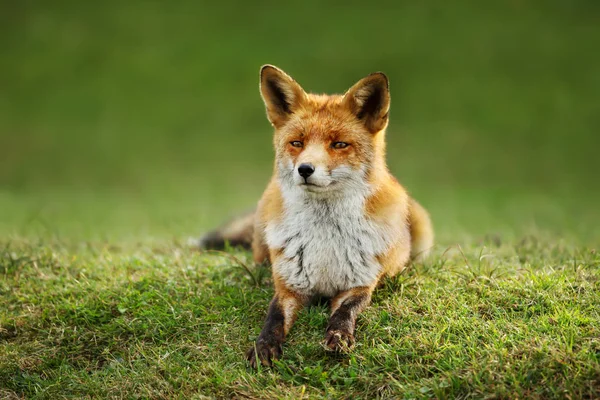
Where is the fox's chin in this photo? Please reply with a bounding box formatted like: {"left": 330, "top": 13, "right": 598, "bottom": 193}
{"left": 299, "top": 182, "right": 336, "bottom": 193}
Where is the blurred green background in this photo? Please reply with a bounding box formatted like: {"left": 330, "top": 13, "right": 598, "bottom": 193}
{"left": 1, "top": 0, "right": 599, "bottom": 243}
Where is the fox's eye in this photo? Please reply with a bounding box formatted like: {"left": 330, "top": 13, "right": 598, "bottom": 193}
{"left": 332, "top": 142, "right": 349, "bottom": 149}
{"left": 290, "top": 141, "right": 303, "bottom": 148}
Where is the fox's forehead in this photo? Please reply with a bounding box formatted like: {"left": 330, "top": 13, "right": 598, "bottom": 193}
{"left": 304, "top": 93, "right": 344, "bottom": 107}
{"left": 278, "top": 94, "right": 365, "bottom": 140}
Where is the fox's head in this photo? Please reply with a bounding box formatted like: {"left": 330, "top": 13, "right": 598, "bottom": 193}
{"left": 260, "top": 65, "right": 390, "bottom": 197}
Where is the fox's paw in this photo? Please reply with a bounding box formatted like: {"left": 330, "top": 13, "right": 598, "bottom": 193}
{"left": 324, "top": 329, "right": 355, "bottom": 352}
{"left": 246, "top": 339, "right": 283, "bottom": 369}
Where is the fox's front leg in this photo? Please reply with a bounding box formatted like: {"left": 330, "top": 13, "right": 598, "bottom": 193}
{"left": 325, "top": 286, "right": 375, "bottom": 351}
{"left": 246, "top": 285, "right": 306, "bottom": 368}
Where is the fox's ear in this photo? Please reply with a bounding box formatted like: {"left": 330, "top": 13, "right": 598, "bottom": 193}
{"left": 260, "top": 65, "right": 307, "bottom": 128}
{"left": 343, "top": 72, "right": 390, "bottom": 133}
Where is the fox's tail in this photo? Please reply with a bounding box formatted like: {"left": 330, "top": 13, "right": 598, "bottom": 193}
{"left": 408, "top": 198, "right": 434, "bottom": 261}
{"left": 197, "top": 210, "right": 256, "bottom": 250}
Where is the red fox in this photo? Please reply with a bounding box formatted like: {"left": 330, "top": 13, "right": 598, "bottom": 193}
{"left": 199, "top": 65, "right": 434, "bottom": 368}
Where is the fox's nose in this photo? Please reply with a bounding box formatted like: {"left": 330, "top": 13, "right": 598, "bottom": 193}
{"left": 298, "top": 163, "right": 315, "bottom": 179}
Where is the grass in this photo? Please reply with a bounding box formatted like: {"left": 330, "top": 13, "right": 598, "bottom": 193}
{"left": 1, "top": 0, "right": 600, "bottom": 398}
{"left": 1, "top": 238, "right": 599, "bottom": 398}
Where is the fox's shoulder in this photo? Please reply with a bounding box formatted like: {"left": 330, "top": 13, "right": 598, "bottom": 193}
{"left": 365, "top": 172, "right": 410, "bottom": 223}
{"left": 255, "top": 178, "right": 285, "bottom": 226}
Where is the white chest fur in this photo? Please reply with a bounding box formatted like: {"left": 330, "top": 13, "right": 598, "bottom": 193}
{"left": 265, "top": 186, "right": 398, "bottom": 297}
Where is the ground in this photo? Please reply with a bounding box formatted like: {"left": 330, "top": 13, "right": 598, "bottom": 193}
{"left": 1, "top": 232, "right": 599, "bottom": 398}
{"left": 1, "top": 1, "right": 600, "bottom": 399}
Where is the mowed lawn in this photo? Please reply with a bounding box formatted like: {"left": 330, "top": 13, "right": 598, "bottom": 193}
{"left": 1, "top": 1, "right": 600, "bottom": 399}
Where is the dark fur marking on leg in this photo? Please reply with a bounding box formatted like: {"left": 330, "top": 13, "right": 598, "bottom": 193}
{"left": 246, "top": 296, "right": 286, "bottom": 368}
{"left": 325, "top": 293, "right": 369, "bottom": 351}
{"left": 328, "top": 293, "right": 368, "bottom": 333}
{"left": 263, "top": 297, "right": 286, "bottom": 342}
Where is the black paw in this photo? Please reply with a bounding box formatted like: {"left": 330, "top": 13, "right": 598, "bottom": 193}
{"left": 246, "top": 338, "right": 283, "bottom": 368}
{"left": 324, "top": 329, "right": 355, "bottom": 352}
